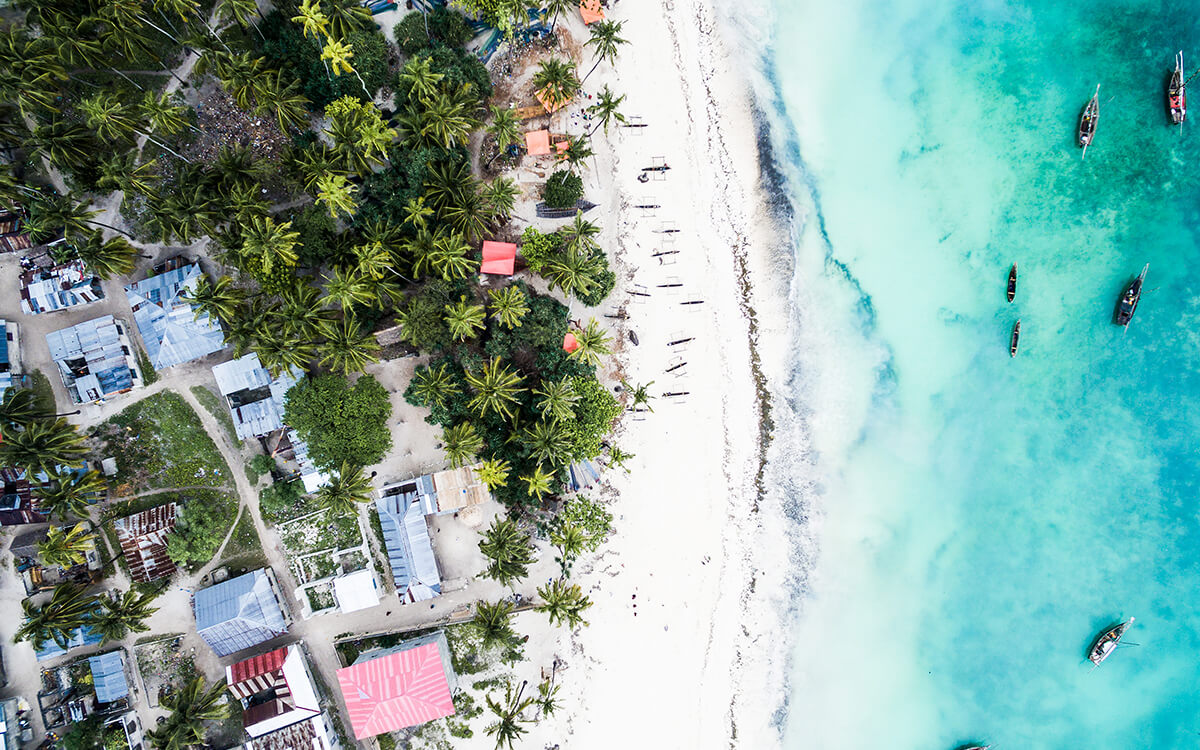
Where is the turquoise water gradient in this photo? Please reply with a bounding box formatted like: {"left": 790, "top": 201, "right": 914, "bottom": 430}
{"left": 769, "top": 0, "right": 1200, "bottom": 747}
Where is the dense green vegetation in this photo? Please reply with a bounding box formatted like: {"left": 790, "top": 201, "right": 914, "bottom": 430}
{"left": 283, "top": 374, "right": 392, "bottom": 469}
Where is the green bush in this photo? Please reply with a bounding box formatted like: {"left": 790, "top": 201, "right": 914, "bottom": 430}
{"left": 394, "top": 47, "right": 492, "bottom": 111}
{"left": 260, "top": 13, "right": 392, "bottom": 108}
{"left": 167, "top": 497, "right": 233, "bottom": 566}
{"left": 260, "top": 479, "right": 307, "bottom": 525}
{"left": 291, "top": 204, "right": 343, "bottom": 267}
{"left": 394, "top": 8, "right": 473, "bottom": 54}
{"left": 518, "top": 227, "right": 558, "bottom": 273}
{"left": 247, "top": 454, "right": 276, "bottom": 483}
{"left": 283, "top": 374, "right": 393, "bottom": 469}
{"left": 542, "top": 170, "right": 583, "bottom": 209}
{"left": 564, "top": 376, "right": 621, "bottom": 460}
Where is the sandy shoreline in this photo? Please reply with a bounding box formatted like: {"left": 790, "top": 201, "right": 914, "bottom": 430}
{"left": 457, "top": 0, "right": 798, "bottom": 746}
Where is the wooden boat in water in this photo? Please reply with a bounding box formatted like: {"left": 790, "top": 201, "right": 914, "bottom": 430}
{"left": 1007, "top": 262, "right": 1017, "bottom": 302}
{"left": 1113, "top": 264, "right": 1149, "bottom": 328}
{"left": 1089, "top": 617, "right": 1135, "bottom": 666}
{"left": 1169, "top": 51, "right": 1187, "bottom": 128}
{"left": 1079, "top": 84, "right": 1100, "bottom": 158}
{"left": 954, "top": 744, "right": 992, "bottom": 750}
{"left": 1010, "top": 320, "right": 1021, "bottom": 357}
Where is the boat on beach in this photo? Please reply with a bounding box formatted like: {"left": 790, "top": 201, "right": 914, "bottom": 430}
{"left": 1010, "top": 320, "right": 1020, "bottom": 357}
{"left": 1079, "top": 84, "right": 1100, "bottom": 158}
{"left": 1113, "top": 264, "right": 1149, "bottom": 327}
{"left": 1089, "top": 617, "right": 1135, "bottom": 666}
{"left": 1169, "top": 51, "right": 1187, "bottom": 128}
{"left": 1007, "top": 262, "right": 1017, "bottom": 302}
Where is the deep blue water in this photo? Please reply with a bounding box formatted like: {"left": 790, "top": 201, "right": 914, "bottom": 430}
{"left": 764, "top": 0, "right": 1200, "bottom": 747}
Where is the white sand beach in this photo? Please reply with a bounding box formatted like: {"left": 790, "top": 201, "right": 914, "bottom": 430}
{"left": 460, "top": 0, "right": 795, "bottom": 745}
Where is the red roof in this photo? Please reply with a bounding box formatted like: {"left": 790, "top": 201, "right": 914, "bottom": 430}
{"left": 229, "top": 646, "right": 289, "bottom": 685}
{"left": 336, "top": 643, "right": 455, "bottom": 737}
{"left": 563, "top": 332, "right": 579, "bottom": 353}
{"left": 481, "top": 241, "right": 517, "bottom": 276}
{"left": 524, "top": 130, "right": 551, "bottom": 156}
{"left": 580, "top": 0, "right": 605, "bottom": 24}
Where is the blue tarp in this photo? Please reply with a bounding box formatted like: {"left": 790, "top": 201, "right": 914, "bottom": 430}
{"left": 88, "top": 651, "right": 129, "bottom": 703}
{"left": 35, "top": 625, "right": 102, "bottom": 662}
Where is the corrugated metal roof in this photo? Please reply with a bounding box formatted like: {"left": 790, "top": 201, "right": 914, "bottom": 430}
{"left": 374, "top": 492, "right": 441, "bottom": 603}
{"left": 46, "top": 316, "right": 135, "bottom": 402}
{"left": 124, "top": 264, "right": 226, "bottom": 370}
{"left": 88, "top": 651, "right": 129, "bottom": 703}
{"left": 20, "top": 261, "right": 103, "bottom": 314}
{"left": 114, "top": 503, "right": 177, "bottom": 583}
{"left": 194, "top": 569, "right": 287, "bottom": 657}
{"left": 211, "top": 355, "right": 300, "bottom": 440}
{"left": 337, "top": 635, "right": 456, "bottom": 737}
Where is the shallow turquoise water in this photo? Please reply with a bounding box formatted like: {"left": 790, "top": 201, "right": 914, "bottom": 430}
{"left": 767, "top": 0, "right": 1200, "bottom": 747}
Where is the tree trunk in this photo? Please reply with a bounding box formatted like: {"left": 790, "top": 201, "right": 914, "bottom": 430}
{"left": 582, "top": 58, "right": 603, "bottom": 83}
{"left": 86, "top": 219, "right": 134, "bottom": 239}
{"left": 107, "top": 67, "right": 145, "bottom": 91}
{"left": 137, "top": 129, "right": 192, "bottom": 164}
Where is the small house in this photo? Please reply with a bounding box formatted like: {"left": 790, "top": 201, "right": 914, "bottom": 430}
{"left": 45, "top": 316, "right": 141, "bottom": 404}
{"left": 124, "top": 261, "right": 226, "bottom": 370}
{"left": 335, "top": 632, "right": 456, "bottom": 738}
{"left": 194, "top": 569, "right": 289, "bottom": 657}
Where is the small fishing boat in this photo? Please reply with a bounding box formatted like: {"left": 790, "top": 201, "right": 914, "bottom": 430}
{"left": 1113, "top": 263, "right": 1149, "bottom": 327}
{"left": 1079, "top": 84, "right": 1100, "bottom": 158}
{"left": 1007, "top": 262, "right": 1017, "bottom": 302}
{"left": 1010, "top": 320, "right": 1021, "bottom": 357}
{"left": 1169, "top": 51, "right": 1187, "bottom": 127}
{"left": 1089, "top": 617, "right": 1135, "bottom": 666}
{"left": 954, "top": 745, "right": 992, "bottom": 750}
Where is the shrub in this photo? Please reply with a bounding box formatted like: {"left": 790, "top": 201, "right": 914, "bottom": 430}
{"left": 291, "top": 204, "right": 343, "bottom": 266}
{"left": 283, "top": 374, "right": 393, "bottom": 469}
{"left": 564, "top": 376, "right": 621, "bottom": 460}
{"left": 260, "top": 14, "right": 392, "bottom": 108}
{"left": 542, "top": 170, "right": 583, "bottom": 209}
{"left": 519, "top": 227, "right": 558, "bottom": 273}
{"left": 260, "top": 479, "right": 306, "bottom": 525}
{"left": 394, "top": 8, "right": 473, "bottom": 54}
{"left": 166, "top": 501, "right": 229, "bottom": 566}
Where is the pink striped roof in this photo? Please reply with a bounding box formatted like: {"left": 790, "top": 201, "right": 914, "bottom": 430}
{"left": 336, "top": 644, "right": 455, "bottom": 737}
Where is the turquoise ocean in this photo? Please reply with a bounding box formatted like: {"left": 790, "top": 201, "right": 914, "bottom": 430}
{"left": 751, "top": 0, "right": 1200, "bottom": 747}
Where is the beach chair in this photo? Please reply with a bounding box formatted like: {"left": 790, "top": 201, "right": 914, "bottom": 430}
{"left": 657, "top": 275, "right": 683, "bottom": 296}
{"left": 679, "top": 297, "right": 705, "bottom": 307}
{"left": 620, "top": 115, "right": 647, "bottom": 134}
{"left": 667, "top": 330, "right": 694, "bottom": 351}
{"left": 665, "top": 356, "right": 687, "bottom": 376}
{"left": 633, "top": 197, "right": 659, "bottom": 217}
{"left": 662, "top": 386, "right": 690, "bottom": 403}
{"left": 629, "top": 283, "right": 651, "bottom": 304}
{"left": 652, "top": 236, "right": 677, "bottom": 261}
{"left": 654, "top": 220, "right": 679, "bottom": 234}
{"left": 650, "top": 156, "right": 669, "bottom": 181}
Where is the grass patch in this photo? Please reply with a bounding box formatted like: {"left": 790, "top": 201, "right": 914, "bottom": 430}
{"left": 219, "top": 510, "right": 266, "bottom": 570}
{"left": 189, "top": 385, "right": 241, "bottom": 447}
{"left": 28, "top": 370, "right": 57, "bottom": 414}
{"left": 305, "top": 583, "right": 336, "bottom": 612}
{"left": 91, "top": 391, "right": 230, "bottom": 493}
{"left": 278, "top": 509, "right": 363, "bottom": 555}
{"left": 135, "top": 346, "right": 158, "bottom": 386}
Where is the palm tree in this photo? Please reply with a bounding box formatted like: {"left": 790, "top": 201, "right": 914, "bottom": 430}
{"left": 430, "top": 232, "right": 479, "bottom": 281}
{"left": 185, "top": 275, "right": 243, "bottom": 326}
{"left": 352, "top": 240, "right": 393, "bottom": 281}
{"left": 97, "top": 154, "right": 160, "bottom": 200}
{"left": 560, "top": 135, "right": 595, "bottom": 173}
{"left": 543, "top": 0, "right": 573, "bottom": 31}
{"left": 146, "top": 677, "right": 231, "bottom": 750}
{"left": 583, "top": 20, "right": 628, "bottom": 82}
{"left": 520, "top": 464, "right": 555, "bottom": 499}
{"left": 256, "top": 72, "right": 311, "bottom": 133}
{"left": 315, "top": 173, "right": 358, "bottom": 219}
{"left": 561, "top": 212, "right": 601, "bottom": 252}
{"left": 28, "top": 194, "right": 130, "bottom": 241}
{"left": 26, "top": 121, "right": 96, "bottom": 172}
{"left": 475, "top": 458, "right": 511, "bottom": 490}
{"left": 77, "top": 92, "right": 136, "bottom": 142}
{"left": 409, "top": 363, "right": 461, "bottom": 410}
{"left": 588, "top": 85, "right": 628, "bottom": 135}
{"left": 570, "top": 319, "right": 612, "bottom": 367}
{"left": 486, "top": 105, "right": 521, "bottom": 153}
{"left": 319, "top": 317, "right": 380, "bottom": 374}
{"left": 315, "top": 462, "right": 373, "bottom": 516}
{"left": 399, "top": 56, "right": 443, "bottom": 101}
{"left": 532, "top": 58, "right": 580, "bottom": 110}
{"left": 217, "top": 0, "right": 263, "bottom": 35}
{"left": 92, "top": 588, "right": 159, "bottom": 643}
{"left": 533, "top": 379, "right": 578, "bottom": 422}
{"left": 424, "top": 160, "right": 474, "bottom": 211}
{"left": 623, "top": 379, "right": 655, "bottom": 412}
{"left": 606, "top": 445, "right": 635, "bottom": 473}
{"left": 291, "top": 0, "right": 329, "bottom": 39}
{"left": 544, "top": 244, "right": 601, "bottom": 300}
{"left": 488, "top": 286, "right": 529, "bottom": 330}
{"left": 242, "top": 215, "right": 300, "bottom": 274}
{"left": 323, "top": 268, "right": 374, "bottom": 313}
{"left": 276, "top": 281, "right": 335, "bottom": 340}
{"left": 535, "top": 578, "right": 593, "bottom": 628}
{"left": 442, "top": 422, "right": 483, "bottom": 468}
{"left": 138, "top": 91, "right": 192, "bottom": 138}
{"left": 402, "top": 195, "right": 434, "bottom": 231}
{"left": 535, "top": 678, "right": 561, "bottom": 719}
{"left": 444, "top": 297, "right": 487, "bottom": 342}
{"left": 0, "top": 419, "right": 87, "bottom": 476}
{"left": 550, "top": 521, "right": 585, "bottom": 575}
{"left": 522, "top": 420, "right": 571, "bottom": 468}
{"left": 482, "top": 177, "right": 520, "bottom": 220}
{"left": 35, "top": 469, "right": 106, "bottom": 522}
{"left": 325, "top": 0, "right": 372, "bottom": 39}
{"left": 36, "top": 523, "right": 93, "bottom": 568}
{"left": 418, "top": 88, "right": 479, "bottom": 149}
{"left": 472, "top": 599, "right": 519, "bottom": 650}
{"left": 484, "top": 681, "right": 534, "bottom": 750}
{"left": 15, "top": 582, "right": 98, "bottom": 650}
{"left": 73, "top": 231, "right": 139, "bottom": 280}
{"left": 465, "top": 358, "right": 525, "bottom": 420}
{"left": 478, "top": 517, "right": 533, "bottom": 587}
{"left": 321, "top": 38, "right": 359, "bottom": 79}
{"left": 0, "top": 389, "right": 50, "bottom": 429}
{"left": 255, "top": 332, "right": 317, "bottom": 377}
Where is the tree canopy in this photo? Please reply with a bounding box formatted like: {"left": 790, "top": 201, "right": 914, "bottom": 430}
{"left": 283, "top": 374, "right": 393, "bottom": 469}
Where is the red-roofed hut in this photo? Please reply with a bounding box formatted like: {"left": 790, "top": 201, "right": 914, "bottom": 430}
{"left": 580, "top": 0, "right": 605, "bottom": 24}
{"left": 524, "top": 130, "right": 552, "bottom": 155}
{"left": 563, "top": 332, "right": 579, "bottom": 353}
{"left": 336, "top": 635, "right": 456, "bottom": 738}
{"left": 481, "top": 241, "right": 517, "bottom": 276}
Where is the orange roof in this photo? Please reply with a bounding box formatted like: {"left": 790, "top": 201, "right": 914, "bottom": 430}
{"left": 555, "top": 140, "right": 570, "bottom": 153}
{"left": 481, "top": 241, "right": 517, "bottom": 276}
{"left": 580, "top": 0, "right": 605, "bottom": 24}
{"left": 535, "top": 86, "right": 569, "bottom": 114}
{"left": 524, "top": 129, "right": 551, "bottom": 156}
{"left": 563, "top": 332, "right": 579, "bottom": 353}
